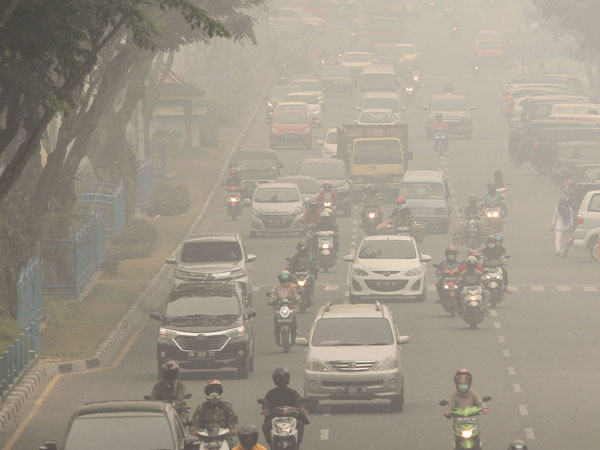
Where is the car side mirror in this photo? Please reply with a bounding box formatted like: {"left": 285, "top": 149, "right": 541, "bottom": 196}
{"left": 317, "top": 139, "right": 324, "bottom": 145}
{"left": 482, "top": 396, "right": 492, "bottom": 402}
{"left": 397, "top": 335, "right": 410, "bottom": 345}
{"left": 40, "top": 443, "right": 58, "bottom": 450}
{"left": 343, "top": 254, "right": 355, "bottom": 262}
{"left": 247, "top": 308, "right": 257, "bottom": 319}
{"left": 439, "top": 400, "right": 449, "bottom": 406}
{"left": 184, "top": 436, "right": 200, "bottom": 450}
{"left": 295, "top": 337, "right": 309, "bottom": 346}
{"left": 246, "top": 254, "right": 257, "bottom": 262}
{"left": 150, "top": 311, "right": 162, "bottom": 321}
{"left": 165, "top": 257, "right": 176, "bottom": 265}
{"left": 421, "top": 254, "right": 432, "bottom": 262}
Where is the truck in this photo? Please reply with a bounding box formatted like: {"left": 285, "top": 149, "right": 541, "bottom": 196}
{"left": 336, "top": 124, "right": 411, "bottom": 201}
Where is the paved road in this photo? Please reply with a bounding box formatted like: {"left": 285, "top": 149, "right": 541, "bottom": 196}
{"left": 3, "top": 0, "right": 600, "bottom": 449}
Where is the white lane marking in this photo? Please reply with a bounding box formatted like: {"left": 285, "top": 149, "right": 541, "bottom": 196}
{"left": 513, "top": 383, "right": 522, "bottom": 393}
{"left": 493, "top": 322, "right": 502, "bottom": 329}
{"left": 352, "top": 220, "right": 358, "bottom": 225}
{"left": 322, "top": 412, "right": 331, "bottom": 417}
{"left": 325, "top": 285, "right": 339, "bottom": 291}
{"left": 557, "top": 286, "right": 571, "bottom": 292}
{"left": 507, "top": 366, "right": 516, "bottom": 376}
{"left": 352, "top": 227, "right": 358, "bottom": 233}
{"left": 519, "top": 404, "right": 529, "bottom": 416}
{"left": 252, "top": 286, "right": 260, "bottom": 292}
{"left": 524, "top": 428, "right": 535, "bottom": 440}
{"left": 502, "top": 349, "right": 511, "bottom": 358}
{"left": 427, "top": 285, "right": 436, "bottom": 291}
{"left": 490, "top": 310, "right": 498, "bottom": 317}
{"left": 509, "top": 285, "right": 518, "bottom": 291}
{"left": 320, "top": 429, "right": 329, "bottom": 440}
{"left": 498, "top": 336, "right": 505, "bottom": 343}
{"left": 530, "top": 286, "right": 544, "bottom": 291}
{"left": 583, "top": 286, "right": 598, "bottom": 292}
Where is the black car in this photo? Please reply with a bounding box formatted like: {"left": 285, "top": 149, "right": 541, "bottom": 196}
{"left": 297, "top": 158, "right": 352, "bottom": 216}
{"left": 231, "top": 149, "right": 283, "bottom": 198}
{"left": 40, "top": 401, "right": 197, "bottom": 450}
{"left": 554, "top": 163, "right": 600, "bottom": 192}
{"left": 318, "top": 65, "right": 353, "bottom": 96}
{"left": 551, "top": 141, "right": 600, "bottom": 184}
{"left": 151, "top": 282, "right": 256, "bottom": 379}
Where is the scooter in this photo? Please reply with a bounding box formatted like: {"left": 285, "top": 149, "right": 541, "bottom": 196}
{"left": 439, "top": 397, "right": 491, "bottom": 450}
{"left": 226, "top": 186, "right": 242, "bottom": 220}
{"left": 196, "top": 427, "right": 231, "bottom": 450}
{"left": 362, "top": 207, "right": 382, "bottom": 235}
{"left": 434, "top": 266, "right": 460, "bottom": 316}
{"left": 266, "top": 293, "right": 297, "bottom": 353}
{"left": 403, "top": 84, "right": 416, "bottom": 102}
{"left": 460, "top": 285, "right": 485, "bottom": 329}
{"left": 482, "top": 207, "right": 503, "bottom": 232}
{"left": 483, "top": 257, "right": 508, "bottom": 307}
{"left": 317, "top": 230, "right": 336, "bottom": 272}
{"left": 293, "top": 271, "right": 314, "bottom": 313}
{"left": 464, "top": 216, "right": 481, "bottom": 249}
{"left": 258, "top": 399, "right": 308, "bottom": 450}
{"left": 434, "top": 131, "right": 448, "bottom": 154}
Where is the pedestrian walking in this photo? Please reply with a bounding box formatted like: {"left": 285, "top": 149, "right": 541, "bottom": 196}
{"left": 551, "top": 197, "right": 574, "bottom": 256}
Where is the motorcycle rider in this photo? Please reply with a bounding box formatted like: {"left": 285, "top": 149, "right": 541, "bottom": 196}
{"left": 435, "top": 246, "right": 461, "bottom": 301}
{"left": 317, "top": 182, "right": 338, "bottom": 207}
{"left": 482, "top": 182, "right": 506, "bottom": 215}
{"left": 432, "top": 112, "right": 448, "bottom": 133}
{"left": 458, "top": 255, "right": 489, "bottom": 314}
{"left": 192, "top": 380, "right": 239, "bottom": 448}
{"left": 151, "top": 360, "right": 186, "bottom": 402}
{"left": 225, "top": 167, "right": 242, "bottom": 188}
{"left": 316, "top": 208, "right": 339, "bottom": 253}
{"left": 269, "top": 271, "right": 300, "bottom": 344}
{"left": 287, "top": 242, "right": 317, "bottom": 301}
{"left": 443, "top": 78, "right": 454, "bottom": 94}
{"left": 494, "top": 170, "right": 508, "bottom": 191}
{"left": 464, "top": 194, "right": 480, "bottom": 218}
{"left": 390, "top": 196, "right": 414, "bottom": 228}
{"left": 507, "top": 440, "right": 528, "bottom": 450}
{"left": 444, "top": 368, "right": 488, "bottom": 418}
{"left": 233, "top": 425, "right": 267, "bottom": 450}
{"left": 481, "top": 235, "right": 509, "bottom": 293}
{"left": 361, "top": 184, "right": 383, "bottom": 228}
{"left": 261, "top": 368, "right": 309, "bottom": 448}
{"left": 301, "top": 200, "right": 322, "bottom": 227}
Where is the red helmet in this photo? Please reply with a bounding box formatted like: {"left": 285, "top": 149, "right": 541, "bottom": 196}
{"left": 396, "top": 196, "right": 406, "bottom": 205}
{"left": 454, "top": 368, "right": 472, "bottom": 392}
{"left": 467, "top": 249, "right": 480, "bottom": 258}
{"left": 205, "top": 379, "right": 224, "bottom": 402}
{"left": 445, "top": 246, "right": 458, "bottom": 259}
{"left": 230, "top": 167, "right": 239, "bottom": 175}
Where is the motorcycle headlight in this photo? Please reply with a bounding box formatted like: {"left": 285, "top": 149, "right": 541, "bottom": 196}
{"left": 229, "top": 196, "right": 239, "bottom": 203}
{"left": 368, "top": 212, "right": 376, "bottom": 219}
{"left": 297, "top": 279, "right": 306, "bottom": 287}
{"left": 461, "top": 427, "right": 474, "bottom": 439}
{"left": 405, "top": 86, "right": 414, "bottom": 92}
{"left": 443, "top": 283, "right": 450, "bottom": 289}
{"left": 405, "top": 266, "right": 422, "bottom": 276}
{"left": 307, "top": 357, "right": 331, "bottom": 372}
{"left": 225, "top": 325, "right": 246, "bottom": 338}
{"left": 373, "top": 356, "right": 398, "bottom": 371}
{"left": 159, "top": 327, "right": 178, "bottom": 339}
{"left": 352, "top": 266, "right": 368, "bottom": 276}
{"left": 279, "top": 305, "right": 291, "bottom": 318}
{"left": 468, "top": 294, "right": 479, "bottom": 301}
{"left": 323, "top": 201, "right": 332, "bottom": 208}
{"left": 321, "top": 242, "right": 330, "bottom": 249}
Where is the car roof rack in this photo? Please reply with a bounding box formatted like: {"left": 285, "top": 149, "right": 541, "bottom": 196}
{"left": 375, "top": 301, "right": 382, "bottom": 312}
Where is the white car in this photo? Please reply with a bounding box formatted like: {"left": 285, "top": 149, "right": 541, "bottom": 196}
{"left": 345, "top": 235, "right": 431, "bottom": 303}
{"left": 285, "top": 92, "right": 322, "bottom": 126}
{"left": 318, "top": 128, "right": 337, "bottom": 158}
{"left": 341, "top": 51, "right": 372, "bottom": 78}
{"left": 358, "top": 91, "right": 403, "bottom": 123}
{"left": 357, "top": 108, "right": 396, "bottom": 125}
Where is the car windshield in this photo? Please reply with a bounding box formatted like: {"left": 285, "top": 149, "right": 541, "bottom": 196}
{"left": 273, "top": 111, "right": 308, "bottom": 124}
{"left": 166, "top": 293, "right": 240, "bottom": 319}
{"left": 353, "top": 140, "right": 402, "bottom": 164}
{"left": 478, "top": 39, "right": 501, "bottom": 49}
{"left": 363, "top": 98, "right": 399, "bottom": 113}
{"left": 343, "top": 53, "right": 369, "bottom": 63}
{"left": 375, "top": 45, "right": 415, "bottom": 58}
{"left": 279, "top": 178, "right": 318, "bottom": 194}
{"left": 360, "top": 74, "right": 396, "bottom": 91}
{"left": 298, "top": 162, "right": 346, "bottom": 179}
{"left": 401, "top": 182, "right": 445, "bottom": 199}
{"left": 287, "top": 94, "right": 318, "bottom": 104}
{"left": 359, "top": 111, "right": 394, "bottom": 123}
{"left": 236, "top": 156, "right": 279, "bottom": 171}
{"left": 431, "top": 97, "right": 468, "bottom": 111}
{"left": 311, "top": 318, "right": 394, "bottom": 346}
{"left": 64, "top": 414, "right": 174, "bottom": 450}
{"left": 254, "top": 187, "right": 300, "bottom": 203}
{"left": 269, "top": 86, "right": 300, "bottom": 99}
{"left": 180, "top": 241, "right": 242, "bottom": 263}
{"left": 358, "top": 239, "right": 417, "bottom": 259}
{"left": 325, "top": 130, "right": 337, "bottom": 144}
{"left": 296, "top": 80, "right": 322, "bottom": 91}
{"left": 320, "top": 67, "right": 348, "bottom": 77}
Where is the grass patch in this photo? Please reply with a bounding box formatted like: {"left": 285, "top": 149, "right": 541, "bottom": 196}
{"left": 0, "top": 320, "right": 24, "bottom": 354}
{"left": 107, "top": 220, "right": 158, "bottom": 261}
{"left": 147, "top": 180, "right": 190, "bottom": 217}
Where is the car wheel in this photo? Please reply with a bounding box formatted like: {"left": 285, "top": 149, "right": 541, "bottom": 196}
{"left": 589, "top": 235, "right": 599, "bottom": 261}
{"left": 238, "top": 356, "right": 250, "bottom": 379}
{"left": 390, "top": 388, "right": 404, "bottom": 412}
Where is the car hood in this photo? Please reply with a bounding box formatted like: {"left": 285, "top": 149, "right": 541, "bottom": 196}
{"left": 356, "top": 258, "right": 420, "bottom": 273}
{"left": 431, "top": 110, "right": 470, "bottom": 118}
{"left": 321, "top": 76, "right": 351, "bottom": 82}
{"left": 177, "top": 261, "right": 244, "bottom": 273}
{"left": 253, "top": 201, "right": 302, "bottom": 214}
{"left": 310, "top": 344, "right": 395, "bottom": 362}
{"left": 272, "top": 123, "right": 310, "bottom": 132}
{"left": 342, "top": 62, "right": 370, "bottom": 68}
{"left": 406, "top": 198, "right": 447, "bottom": 209}
{"left": 163, "top": 320, "right": 241, "bottom": 334}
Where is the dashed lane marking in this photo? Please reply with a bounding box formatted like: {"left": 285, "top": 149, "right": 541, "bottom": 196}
{"left": 583, "top": 286, "right": 597, "bottom": 292}
{"left": 530, "top": 286, "right": 544, "bottom": 291}
{"left": 498, "top": 336, "right": 505, "bottom": 343}
{"left": 524, "top": 428, "right": 536, "bottom": 440}
{"left": 493, "top": 322, "right": 502, "bottom": 329}
{"left": 325, "top": 285, "right": 339, "bottom": 291}
{"left": 557, "top": 286, "right": 571, "bottom": 292}
{"left": 320, "top": 429, "right": 330, "bottom": 440}
{"left": 519, "top": 404, "right": 529, "bottom": 416}
{"left": 502, "top": 349, "right": 511, "bottom": 358}
{"left": 507, "top": 366, "right": 516, "bottom": 376}
{"left": 489, "top": 310, "right": 498, "bottom": 317}
{"left": 513, "top": 384, "right": 522, "bottom": 393}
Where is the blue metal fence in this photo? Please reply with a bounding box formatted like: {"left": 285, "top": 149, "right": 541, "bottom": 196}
{"left": 137, "top": 159, "right": 153, "bottom": 212}
{"left": 16, "top": 256, "right": 43, "bottom": 327}
{"left": 0, "top": 319, "right": 40, "bottom": 397}
{"left": 80, "top": 182, "right": 125, "bottom": 239}
{"left": 42, "top": 211, "right": 106, "bottom": 297}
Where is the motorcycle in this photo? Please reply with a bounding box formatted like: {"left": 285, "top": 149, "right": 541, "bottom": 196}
{"left": 144, "top": 393, "right": 192, "bottom": 430}
{"left": 464, "top": 216, "right": 481, "bottom": 248}
{"left": 481, "top": 207, "right": 503, "bottom": 232}
{"left": 266, "top": 293, "right": 297, "bottom": 353}
{"left": 196, "top": 427, "right": 231, "bottom": 450}
{"left": 434, "top": 266, "right": 460, "bottom": 316}
{"left": 483, "top": 257, "right": 508, "bottom": 307}
{"left": 226, "top": 186, "right": 242, "bottom": 220}
{"left": 451, "top": 24, "right": 460, "bottom": 40}
{"left": 402, "top": 84, "right": 416, "bottom": 101}
{"left": 439, "top": 397, "right": 491, "bottom": 450}
{"left": 376, "top": 219, "right": 425, "bottom": 243}
{"left": 473, "top": 64, "right": 480, "bottom": 77}
{"left": 317, "top": 230, "right": 336, "bottom": 272}
{"left": 434, "top": 131, "right": 448, "bottom": 154}
{"left": 258, "top": 399, "right": 308, "bottom": 450}
{"left": 293, "top": 270, "right": 314, "bottom": 313}
{"left": 460, "top": 285, "right": 485, "bottom": 329}
{"left": 362, "top": 207, "right": 382, "bottom": 235}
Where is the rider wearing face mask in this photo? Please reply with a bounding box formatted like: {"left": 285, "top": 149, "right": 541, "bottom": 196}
{"left": 444, "top": 368, "right": 488, "bottom": 417}
{"left": 482, "top": 183, "right": 506, "bottom": 215}
{"left": 436, "top": 246, "right": 461, "bottom": 300}
{"left": 192, "top": 380, "right": 239, "bottom": 448}
{"left": 464, "top": 194, "right": 480, "bottom": 218}
{"left": 481, "top": 235, "right": 509, "bottom": 292}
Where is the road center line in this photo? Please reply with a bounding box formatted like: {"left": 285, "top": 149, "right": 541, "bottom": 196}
{"left": 320, "top": 429, "right": 329, "bottom": 440}
{"left": 557, "top": 286, "right": 571, "bottom": 292}
{"left": 507, "top": 366, "right": 516, "bottom": 376}
{"left": 524, "top": 428, "right": 536, "bottom": 440}
{"left": 519, "top": 404, "right": 529, "bottom": 416}
{"left": 493, "top": 322, "right": 502, "bottom": 329}
{"left": 502, "top": 349, "right": 511, "bottom": 358}
{"left": 498, "top": 336, "right": 505, "bottom": 343}
{"left": 513, "top": 383, "right": 522, "bottom": 392}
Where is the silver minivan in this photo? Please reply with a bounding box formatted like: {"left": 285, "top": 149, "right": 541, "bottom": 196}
{"left": 574, "top": 189, "right": 600, "bottom": 259}
{"left": 400, "top": 169, "right": 451, "bottom": 232}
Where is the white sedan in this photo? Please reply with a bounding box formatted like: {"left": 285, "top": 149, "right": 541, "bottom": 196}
{"left": 345, "top": 235, "right": 431, "bottom": 303}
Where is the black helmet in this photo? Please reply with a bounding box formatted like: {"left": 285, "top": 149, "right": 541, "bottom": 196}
{"left": 366, "top": 184, "right": 376, "bottom": 194}
{"left": 468, "top": 194, "right": 478, "bottom": 205}
{"left": 239, "top": 425, "right": 259, "bottom": 449}
{"left": 445, "top": 246, "right": 458, "bottom": 260}
{"left": 273, "top": 368, "right": 291, "bottom": 386}
{"left": 161, "top": 360, "right": 179, "bottom": 381}
{"left": 487, "top": 235, "right": 497, "bottom": 246}
{"left": 508, "top": 441, "right": 528, "bottom": 450}
{"left": 322, "top": 182, "right": 332, "bottom": 191}
{"left": 436, "top": 112, "right": 443, "bottom": 121}
{"left": 296, "top": 242, "right": 308, "bottom": 254}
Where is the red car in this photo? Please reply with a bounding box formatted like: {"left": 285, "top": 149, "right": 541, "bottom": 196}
{"left": 270, "top": 110, "right": 312, "bottom": 149}
{"left": 474, "top": 31, "right": 503, "bottom": 64}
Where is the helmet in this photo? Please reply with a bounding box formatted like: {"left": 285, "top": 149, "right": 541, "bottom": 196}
{"left": 468, "top": 194, "right": 478, "bottom": 205}
{"left": 296, "top": 242, "right": 308, "bottom": 254}
{"left": 205, "top": 379, "right": 224, "bottom": 402}
{"left": 278, "top": 270, "right": 292, "bottom": 283}
{"left": 366, "top": 184, "right": 376, "bottom": 194}
{"left": 487, "top": 182, "right": 497, "bottom": 193}
{"left": 273, "top": 367, "right": 291, "bottom": 386}
{"left": 396, "top": 196, "right": 406, "bottom": 205}
{"left": 465, "top": 255, "right": 478, "bottom": 268}
{"left": 453, "top": 368, "right": 472, "bottom": 392}
{"left": 487, "top": 235, "right": 497, "bottom": 247}
{"left": 322, "top": 182, "right": 332, "bottom": 192}
{"left": 467, "top": 249, "right": 480, "bottom": 259}
{"left": 160, "top": 360, "right": 179, "bottom": 381}
{"left": 229, "top": 167, "right": 239, "bottom": 176}
{"left": 445, "top": 246, "right": 458, "bottom": 260}
{"left": 508, "top": 440, "right": 528, "bottom": 450}
{"left": 495, "top": 233, "right": 504, "bottom": 244}
{"left": 239, "top": 425, "right": 259, "bottom": 449}
{"left": 436, "top": 112, "right": 443, "bottom": 121}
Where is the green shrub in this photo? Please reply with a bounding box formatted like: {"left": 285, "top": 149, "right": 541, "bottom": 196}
{"left": 106, "top": 220, "right": 158, "bottom": 261}
{"left": 0, "top": 319, "right": 24, "bottom": 354}
{"left": 147, "top": 180, "right": 190, "bottom": 217}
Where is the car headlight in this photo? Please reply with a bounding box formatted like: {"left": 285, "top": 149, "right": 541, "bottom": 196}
{"left": 225, "top": 325, "right": 246, "bottom": 338}
{"left": 461, "top": 428, "right": 474, "bottom": 439}
{"left": 352, "top": 266, "right": 368, "bottom": 276}
{"left": 293, "top": 206, "right": 304, "bottom": 215}
{"left": 373, "top": 356, "right": 399, "bottom": 371}
{"left": 252, "top": 208, "right": 261, "bottom": 216}
{"left": 307, "top": 357, "right": 331, "bottom": 372}
{"left": 159, "top": 327, "right": 178, "bottom": 339}
{"left": 212, "top": 271, "right": 232, "bottom": 279}
{"left": 279, "top": 305, "right": 291, "bottom": 318}
{"left": 405, "top": 266, "right": 422, "bottom": 276}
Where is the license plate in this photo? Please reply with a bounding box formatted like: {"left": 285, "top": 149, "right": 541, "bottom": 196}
{"left": 284, "top": 134, "right": 296, "bottom": 141}
{"left": 378, "top": 281, "right": 396, "bottom": 287}
{"left": 189, "top": 351, "right": 210, "bottom": 358}
{"left": 347, "top": 386, "right": 362, "bottom": 394}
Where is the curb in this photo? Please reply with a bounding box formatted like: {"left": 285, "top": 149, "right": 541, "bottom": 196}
{"left": 0, "top": 74, "right": 271, "bottom": 434}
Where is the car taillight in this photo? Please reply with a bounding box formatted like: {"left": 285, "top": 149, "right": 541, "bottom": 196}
{"left": 577, "top": 215, "right": 584, "bottom": 225}
{"left": 533, "top": 141, "right": 539, "bottom": 148}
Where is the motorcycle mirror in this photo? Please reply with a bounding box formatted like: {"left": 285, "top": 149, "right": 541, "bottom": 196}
{"left": 482, "top": 396, "right": 492, "bottom": 402}
{"left": 150, "top": 311, "right": 162, "bottom": 321}
{"left": 184, "top": 393, "right": 192, "bottom": 399}
{"left": 439, "top": 400, "right": 449, "bottom": 406}
{"left": 343, "top": 254, "right": 355, "bottom": 262}
{"left": 295, "top": 337, "right": 309, "bottom": 346}
{"left": 257, "top": 398, "right": 265, "bottom": 405}
{"left": 144, "top": 395, "right": 152, "bottom": 400}
{"left": 266, "top": 292, "right": 272, "bottom": 297}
